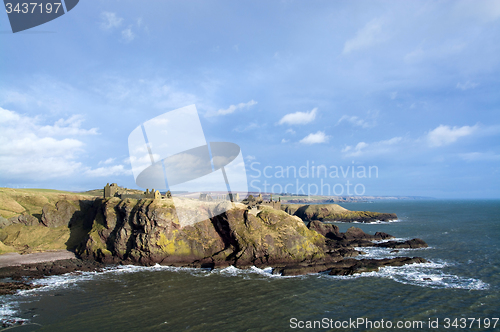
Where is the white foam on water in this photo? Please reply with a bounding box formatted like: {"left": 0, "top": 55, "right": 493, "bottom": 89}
{"left": 346, "top": 219, "right": 402, "bottom": 224}
{"left": 210, "top": 265, "right": 288, "bottom": 279}
{"left": 215, "top": 265, "right": 241, "bottom": 276}
{"left": 321, "top": 261, "right": 489, "bottom": 290}
{"left": 355, "top": 247, "right": 398, "bottom": 259}
{"left": 370, "top": 237, "right": 410, "bottom": 244}
{"left": 0, "top": 297, "right": 30, "bottom": 328}
{"left": 19, "top": 264, "right": 208, "bottom": 295}
{"left": 355, "top": 244, "right": 432, "bottom": 260}
{"left": 18, "top": 264, "right": 289, "bottom": 296}
{"left": 249, "top": 266, "right": 274, "bottom": 276}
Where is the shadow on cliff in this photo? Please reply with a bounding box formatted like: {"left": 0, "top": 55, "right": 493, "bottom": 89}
{"left": 209, "top": 210, "right": 253, "bottom": 266}
{"left": 64, "top": 199, "right": 99, "bottom": 255}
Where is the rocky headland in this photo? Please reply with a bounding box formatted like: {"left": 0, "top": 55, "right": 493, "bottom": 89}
{"left": 282, "top": 204, "right": 398, "bottom": 223}
{"left": 0, "top": 188, "right": 428, "bottom": 294}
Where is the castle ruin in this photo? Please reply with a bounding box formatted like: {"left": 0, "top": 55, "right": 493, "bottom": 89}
{"left": 103, "top": 183, "right": 162, "bottom": 200}
{"left": 242, "top": 193, "right": 281, "bottom": 211}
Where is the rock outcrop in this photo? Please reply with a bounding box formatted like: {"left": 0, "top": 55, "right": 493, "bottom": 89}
{"left": 77, "top": 198, "right": 325, "bottom": 268}
{"left": 7, "top": 213, "right": 39, "bottom": 227}
{"left": 327, "top": 257, "right": 428, "bottom": 276}
{"left": 274, "top": 257, "right": 428, "bottom": 276}
{"left": 374, "top": 238, "right": 428, "bottom": 249}
{"left": 41, "top": 200, "right": 79, "bottom": 228}
{"left": 282, "top": 204, "right": 398, "bottom": 223}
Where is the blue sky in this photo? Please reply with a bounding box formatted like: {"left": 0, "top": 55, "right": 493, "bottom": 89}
{"left": 0, "top": 0, "right": 499, "bottom": 198}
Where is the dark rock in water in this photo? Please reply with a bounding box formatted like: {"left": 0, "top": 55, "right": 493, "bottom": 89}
{"left": 274, "top": 256, "right": 428, "bottom": 276}
{"left": 0, "top": 259, "right": 105, "bottom": 295}
{"left": 319, "top": 226, "right": 395, "bottom": 249}
{"left": 328, "top": 257, "right": 428, "bottom": 276}
{"left": 374, "top": 232, "right": 393, "bottom": 240}
{"left": 307, "top": 220, "right": 340, "bottom": 239}
{"left": 273, "top": 262, "right": 336, "bottom": 276}
{"left": 375, "top": 238, "right": 428, "bottom": 249}
{"left": 0, "top": 281, "right": 41, "bottom": 295}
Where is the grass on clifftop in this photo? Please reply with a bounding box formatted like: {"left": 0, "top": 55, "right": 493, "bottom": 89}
{"left": 0, "top": 188, "right": 95, "bottom": 254}
{"left": 0, "top": 188, "right": 95, "bottom": 219}
{"left": 0, "top": 224, "right": 70, "bottom": 253}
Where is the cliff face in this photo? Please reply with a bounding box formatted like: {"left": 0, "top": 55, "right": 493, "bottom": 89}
{"left": 78, "top": 198, "right": 325, "bottom": 268}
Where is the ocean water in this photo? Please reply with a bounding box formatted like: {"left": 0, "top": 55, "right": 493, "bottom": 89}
{"left": 1, "top": 200, "right": 499, "bottom": 331}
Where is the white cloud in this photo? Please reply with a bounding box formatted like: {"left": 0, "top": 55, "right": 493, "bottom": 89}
{"left": 342, "top": 137, "right": 402, "bottom": 157}
{"left": 207, "top": 100, "right": 257, "bottom": 117}
{"left": 281, "top": 138, "right": 289, "bottom": 143}
{"left": 100, "top": 12, "right": 123, "bottom": 30}
{"left": 456, "top": 81, "right": 479, "bottom": 90}
{"left": 0, "top": 107, "right": 89, "bottom": 180}
{"left": 405, "top": 40, "right": 467, "bottom": 64}
{"left": 279, "top": 108, "right": 317, "bottom": 125}
{"left": 404, "top": 46, "right": 425, "bottom": 63}
{"left": 0, "top": 107, "right": 130, "bottom": 181}
{"left": 121, "top": 27, "right": 135, "bottom": 43}
{"left": 94, "top": 76, "right": 199, "bottom": 110}
{"left": 426, "top": 124, "right": 478, "bottom": 147}
{"left": 337, "top": 114, "right": 376, "bottom": 128}
{"left": 342, "top": 18, "right": 384, "bottom": 54}
{"left": 39, "top": 115, "right": 99, "bottom": 136}
{"left": 459, "top": 151, "right": 500, "bottom": 161}
{"left": 341, "top": 145, "right": 352, "bottom": 153}
{"left": 299, "top": 131, "right": 329, "bottom": 144}
{"left": 454, "top": 0, "right": 500, "bottom": 23}
{"left": 233, "top": 122, "right": 261, "bottom": 133}
{"left": 84, "top": 165, "right": 132, "bottom": 177}
{"left": 286, "top": 128, "right": 296, "bottom": 134}
{"left": 99, "top": 158, "right": 116, "bottom": 165}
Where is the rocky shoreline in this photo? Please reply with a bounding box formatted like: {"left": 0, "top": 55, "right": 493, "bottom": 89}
{"left": 0, "top": 258, "right": 106, "bottom": 295}
{"left": 0, "top": 219, "right": 428, "bottom": 294}
{"left": 0, "top": 195, "right": 429, "bottom": 295}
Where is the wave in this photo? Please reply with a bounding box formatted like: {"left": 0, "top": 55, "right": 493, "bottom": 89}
{"left": 21, "top": 264, "right": 209, "bottom": 294}
{"left": 355, "top": 245, "right": 432, "bottom": 260}
{"left": 3, "top": 258, "right": 487, "bottom": 327}
{"left": 331, "top": 219, "right": 402, "bottom": 224}
{"left": 320, "top": 261, "right": 489, "bottom": 290}
{"left": 206, "top": 261, "right": 488, "bottom": 291}
{"left": 0, "top": 296, "right": 30, "bottom": 328}
{"left": 370, "top": 237, "right": 411, "bottom": 244}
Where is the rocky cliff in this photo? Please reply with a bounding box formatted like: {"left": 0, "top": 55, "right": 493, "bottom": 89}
{"left": 282, "top": 204, "right": 398, "bottom": 223}
{"left": 77, "top": 198, "right": 325, "bottom": 268}
{"left": 0, "top": 189, "right": 427, "bottom": 276}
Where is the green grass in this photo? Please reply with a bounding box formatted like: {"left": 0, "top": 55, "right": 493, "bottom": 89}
{"left": 0, "top": 224, "right": 70, "bottom": 253}
{"left": 0, "top": 187, "right": 95, "bottom": 219}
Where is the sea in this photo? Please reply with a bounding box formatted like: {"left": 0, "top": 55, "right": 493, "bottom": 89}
{"left": 1, "top": 200, "right": 499, "bottom": 331}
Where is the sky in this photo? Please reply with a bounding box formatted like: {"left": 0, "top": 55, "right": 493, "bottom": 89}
{"left": 0, "top": 0, "right": 499, "bottom": 198}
